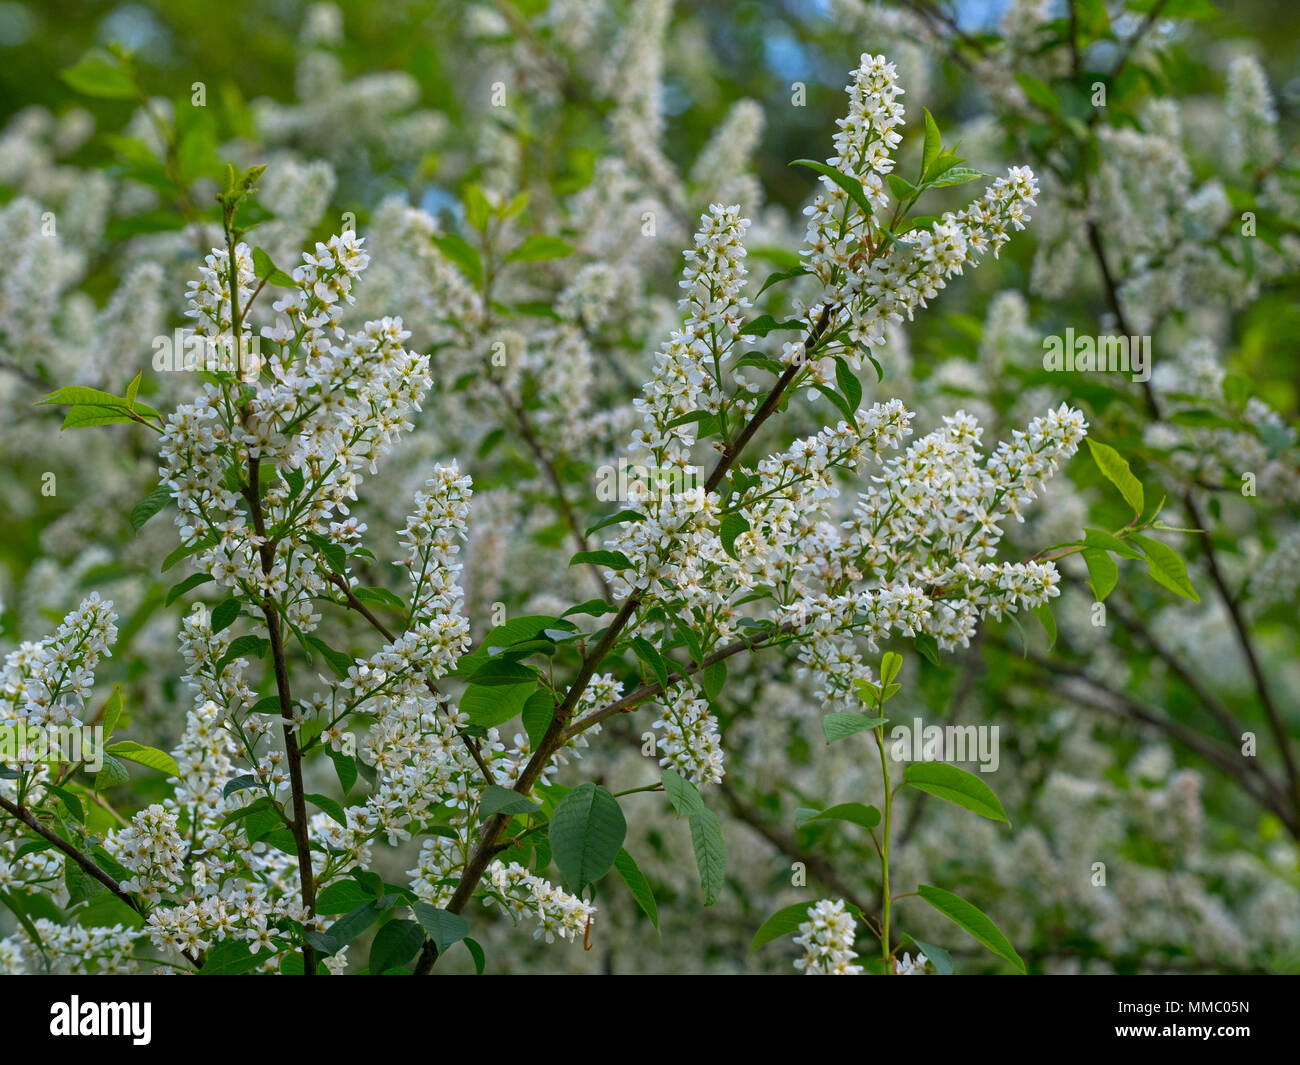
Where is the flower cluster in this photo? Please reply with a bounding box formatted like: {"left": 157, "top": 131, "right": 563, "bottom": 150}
{"left": 651, "top": 686, "right": 725, "bottom": 786}
{"left": 792, "top": 898, "right": 863, "bottom": 975}
{"left": 485, "top": 860, "right": 596, "bottom": 944}
{"left": 110, "top": 804, "right": 187, "bottom": 903}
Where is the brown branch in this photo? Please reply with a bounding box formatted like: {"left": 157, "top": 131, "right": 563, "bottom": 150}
{"left": 1085, "top": 219, "right": 1299, "bottom": 819}
{"left": 0, "top": 794, "right": 201, "bottom": 967}
{"left": 413, "top": 306, "right": 836, "bottom": 974}
{"left": 717, "top": 779, "right": 880, "bottom": 929}
{"left": 1011, "top": 645, "right": 1295, "bottom": 834}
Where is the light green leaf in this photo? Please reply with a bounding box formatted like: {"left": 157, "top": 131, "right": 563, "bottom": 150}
{"left": 922, "top": 107, "right": 942, "bottom": 177}
{"left": 903, "top": 763, "right": 1008, "bottom": 822}
{"left": 1133, "top": 534, "right": 1200, "bottom": 602}
{"left": 1082, "top": 547, "right": 1119, "bottom": 601}
{"left": 504, "top": 234, "right": 574, "bottom": 262}
{"left": 105, "top": 741, "right": 179, "bottom": 777}
{"left": 1086, "top": 438, "right": 1144, "bottom": 516}
{"left": 791, "top": 159, "right": 873, "bottom": 219}
{"left": 822, "top": 713, "right": 887, "bottom": 742}
{"left": 917, "top": 884, "right": 1025, "bottom": 973}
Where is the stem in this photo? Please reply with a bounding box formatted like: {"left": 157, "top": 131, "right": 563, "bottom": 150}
{"left": 412, "top": 304, "right": 837, "bottom": 975}
{"left": 0, "top": 795, "right": 200, "bottom": 967}
{"left": 873, "top": 708, "right": 893, "bottom": 971}
{"left": 223, "top": 205, "right": 316, "bottom": 974}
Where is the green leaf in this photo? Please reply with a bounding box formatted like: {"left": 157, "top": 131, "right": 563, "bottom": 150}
{"left": 60, "top": 51, "right": 136, "bottom": 99}
{"left": 928, "top": 166, "right": 988, "bottom": 188}
{"left": 216, "top": 634, "right": 269, "bottom": 673}
{"left": 1132, "top": 535, "right": 1200, "bottom": 602}
{"left": 478, "top": 784, "right": 542, "bottom": 821}
{"left": 910, "top": 938, "right": 953, "bottom": 975}
{"left": 432, "top": 233, "right": 482, "bottom": 286}
{"left": 101, "top": 684, "right": 124, "bottom": 739}
{"left": 329, "top": 750, "right": 357, "bottom": 796}
{"left": 504, "top": 235, "right": 574, "bottom": 262}
{"left": 1128, "top": 0, "right": 1218, "bottom": 18}
{"left": 740, "top": 313, "right": 805, "bottom": 338}
{"left": 903, "top": 763, "right": 1008, "bottom": 822}
{"left": 37, "top": 385, "right": 158, "bottom": 418}
{"left": 1033, "top": 604, "right": 1057, "bottom": 650}
{"left": 60, "top": 407, "right": 136, "bottom": 429}
{"left": 464, "top": 659, "right": 538, "bottom": 686}
{"left": 352, "top": 586, "right": 407, "bottom": 612}
{"left": 463, "top": 937, "right": 486, "bottom": 974}
{"left": 886, "top": 173, "right": 917, "bottom": 203}
{"left": 1082, "top": 527, "right": 1142, "bottom": 559}
{"left": 569, "top": 549, "right": 634, "bottom": 570}
{"left": 794, "top": 802, "right": 881, "bottom": 831}
{"left": 791, "top": 159, "right": 873, "bottom": 219}
{"left": 879, "top": 651, "right": 903, "bottom": 687}
{"left": 199, "top": 939, "right": 266, "bottom": 975}
{"left": 750, "top": 901, "right": 815, "bottom": 952}
{"left": 105, "top": 741, "right": 179, "bottom": 777}
{"left": 65, "top": 862, "right": 102, "bottom": 906}
{"left": 1086, "top": 438, "right": 1144, "bottom": 516}
{"left": 922, "top": 108, "right": 942, "bottom": 178}
{"left": 813, "top": 383, "right": 856, "bottom": 424}
{"left": 548, "top": 782, "right": 626, "bottom": 892}
{"left": 460, "top": 682, "right": 534, "bottom": 729}
{"left": 164, "top": 573, "right": 213, "bottom": 606}
{"left": 756, "top": 265, "right": 808, "bottom": 298}
{"left": 1082, "top": 547, "right": 1119, "bottom": 601}
{"left": 700, "top": 661, "right": 726, "bottom": 702}
{"left": 316, "top": 879, "right": 375, "bottom": 914}
{"left": 161, "top": 532, "right": 217, "bottom": 573}
{"left": 521, "top": 689, "right": 555, "bottom": 751}
{"left": 306, "top": 636, "right": 354, "bottom": 679}
{"left": 689, "top": 807, "right": 726, "bottom": 906}
{"left": 614, "top": 849, "right": 659, "bottom": 930}
{"left": 629, "top": 637, "right": 670, "bottom": 690}
{"left": 584, "top": 509, "right": 643, "bottom": 538}
{"left": 916, "top": 884, "right": 1025, "bottom": 973}
{"left": 369, "top": 919, "right": 424, "bottom": 973}
{"left": 130, "top": 484, "right": 172, "bottom": 532}
{"left": 463, "top": 184, "right": 492, "bottom": 231}
{"left": 211, "top": 598, "right": 240, "bottom": 634}
{"left": 252, "top": 246, "right": 296, "bottom": 287}
{"left": 1014, "top": 73, "right": 1059, "bottom": 114}
{"left": 822, "top": 713, "right": 886, "bottom": 742}
{"left": 94, "top": 754, "right": 130, "bottom": 791}
{"left": 312, "top": 903, "right": 382, "bottom": 956}
{"left": 719, "top": 512, "right": 750, "bottom": 560}
{"left": 305, "top": 793, "right": 347, "bottom": 825}
{"left": 412, "top": 902, "right": 470, "bottom": 955}
{"left": 834, "top": 357, "right": 863, "bottom": 413}
{"left": 661, "top": 768, "right": 705, "bottom": 817}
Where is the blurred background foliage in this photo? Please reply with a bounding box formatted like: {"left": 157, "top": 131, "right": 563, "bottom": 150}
{"left": 1, "top": 0, "right": 1298, "bottom": 973}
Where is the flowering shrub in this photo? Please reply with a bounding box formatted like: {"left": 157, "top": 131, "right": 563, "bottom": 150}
{"left": 0, "top": 1, "right": 1296, "bottom": 976}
